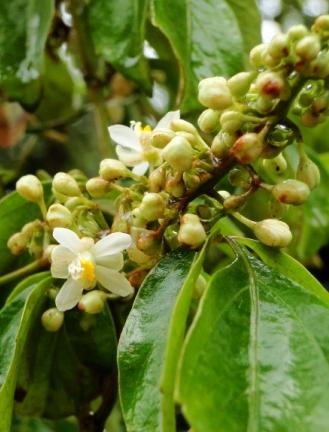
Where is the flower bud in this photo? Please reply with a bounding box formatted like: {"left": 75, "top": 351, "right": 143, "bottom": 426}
{"left": 135, "top": 229, "right": 160, "bottom": 255}
{"left": 53, "top": 172, "right": 81, "bottom": 197}
{"left": 262, "top": 153, "right": 287, "bottom": 174}
{"left": 151, "top": 129, "right": 175, "bottom": 148}
{"left": 178, "top": 213, "right": 206, "bottom": 249}
{"left": 16, "top": 175, "right": 43, "bottom": 203}
{"left": 211, "top": 131, "right": 235, "bottom": 157}
{"left": 296, "top": 155, "right": 320, "bottom": 189}
{"left": 46, "top": 203, "right": 73, "bottom": 229}
{"left": 163, "top": 136, "right": 193, "bottom": 172}
{"left": 99, "top": 159, "right": 128, "bottom": 181}
{"left": 308, "top": 51, "right": 329, "bottom": 78}
{"left": 227, "top": 72, "right": 255, "bottom": 98}
{"left": 139, "top": 193, "right": 166, "bottom": 221}
{"left": 223, "top": 193, "right": 247, "bottom": 210}
{"left": 287, "top": 24, "right": 308, "bottom": 41}
{"left": 268, "top": 33, "right": 289, "bottom": 59}
{"left": 272, "top": 179, "right": 310, "bottom": 205}
{"left": 255, "top": 72, "right": 286, "bottom": 99}
{"left": 78, "top": 290, "right": 107, "bottom": 314}
{"left": 266, "top": 124, "right": 296, "bottom": 148}
{"left": 183, "top": 172, "right": 200, "bottom": 190}
{"left": 64, "top": 197, "right": 86, "bottom": 211}
{"left": 86, "top": 177, "right": 109, "bottom": 198}
{"left": 170, "top": 119, "right": 197, "bottom": 134}
{"left": 193, "top": 274, "right": 207, "bottom": 299}
{"left": 312, "top": 15, "right": 329, "bottom": 35}
{"left": 21, "top": 220, "right": 42, "bottom": 237}
{"left": 296, "top": 35, "right": 321, "bottom": 61}
{"left": 198, "top": 109, "right": 220, "bottom": 133}
{"left": 230, "top": 133, "right": 264, "bottom": 164}
{"left": 149, "top": 167, "right": 164, "bottom": 192}
{"left": 228, "top": 168, "right": 251, "bottom": 188}
{"left": 7, "top": 232, "right": 28, "bottom": 255}
{"left": 253, "top": 219, "right": 292, "bottom": 248}
{"left": 128, "top": 246, "right": 151, "bottom": 265}
{"left": 198, "top": 77, "right": 233, "bottom": 110}
{"left": 131, "top": 208, "right": 147, "bottom": 228}
{"left": 165, "top": 177, "right": 185, "bottom": 197}
{"left": 249, "top": 43, "right": 267, "bottom": 68}
{"left": 220, "top": 110, "right": 244, "bottom": 133}
{"left": 41, "top": 308, "right": 64, "bottom": 332}
{"left": 255, "top": 94, "right": 274, "bottom": 114}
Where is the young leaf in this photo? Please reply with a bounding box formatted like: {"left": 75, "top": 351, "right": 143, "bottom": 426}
{"left": 151, "top": 0, "right": 245, "bottom": 112}
{"left": 177, "top": 241, "right": 329, "bottom": 431}
{"left": 0, "top": 276, "right": 51, "bottom": 432}
{"left": 118, "top": 248, "right": 195, "bottom": 432}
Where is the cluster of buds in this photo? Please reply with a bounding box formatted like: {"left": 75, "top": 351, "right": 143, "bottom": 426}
{"left": 9, "top": 15, "right": 329, "bottom": 324}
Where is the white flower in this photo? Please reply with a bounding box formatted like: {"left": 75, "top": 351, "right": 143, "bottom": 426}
{"left": 108, "top": 110, "right": 180, "bottom": 176}
{"left": 51, "top": 228, "right": 133, "bottom": 311}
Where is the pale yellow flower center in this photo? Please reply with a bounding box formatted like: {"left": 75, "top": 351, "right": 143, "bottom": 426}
{"left": 69, "top": 254, "right": 96, "bottom": 283}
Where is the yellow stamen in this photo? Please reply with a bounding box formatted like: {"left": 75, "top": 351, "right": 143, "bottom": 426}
{"left": 80, "top": 258, "right": 96, "bottom": 282}
{"left": 135, "top": 123, "right": 152, "bottom": 133}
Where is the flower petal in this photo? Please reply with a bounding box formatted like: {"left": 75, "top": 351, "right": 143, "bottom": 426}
{"left": 109, "top": 125, "right": 142, "bottom": 151}
{"left": 132, "top": 161, "right": 149, "bottom": 176}
{"left": 51, "top": 245, "right": 75, "bottom": 279}
{"left": 95, "top": 266, "right": 133, "bottom": 296}
{"left": 93, "top": 232, "right": 132, "bottom": 258}
{"left": 95, "top": 252, "right": 124, "bottom": 271}
{"left": 155, "top": 110, "right": 180, "bottom": 130}
{"left": 55, "top": 278, "right": 84, "bottom": 311}
{"left": 116, "top": 145, "right": 143, "bottom": 166}
{"left": 52, "top": 228, "right": 81, "bottom": 254}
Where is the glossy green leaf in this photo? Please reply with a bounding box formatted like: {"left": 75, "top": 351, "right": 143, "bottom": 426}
{"left": 151, "top": 0, "right": 245, "bottom": 112}
{"left": 0, "top": 277, "right": 51, "bottom": 432}
{"left": 11, "top": 415, "right": 78, "bottom": 432}
{"left": 177, "top": 241, "right": 329, "bottom": 432}
{"left": 87, "top": 0, "right": 150, "bottom": 89}
{"left": 6, "top": 272, "right": 50, "bottom": 304}
{"left": 0, "top": 0, "right": 54, "bottom": 104}
{"left": 118, "top": 248, "right": 195, "bottom": 432}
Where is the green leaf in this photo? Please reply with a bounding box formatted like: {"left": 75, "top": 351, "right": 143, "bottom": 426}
{"left": 0, "top": 0, "right": 54, "bottom": 105}
{"left": 0, "top": 276, "right": 51, "bottom": 432}
{"left": 6, "top": 272, "right": 50, "bottom": 304}
{"left": 86, "top": 0, "right": 150, "bottom": 89}
{"left": 177, "top": 240, "right": 329, "bottom": 431}
{"left": 118, "top": 248, "right": 195, "bottom": 432}
{"left": 11, "top": 415, "right": 78, "bottom": 432}
{"left": 151, "top": 0, "right": 245, "bottom": 112}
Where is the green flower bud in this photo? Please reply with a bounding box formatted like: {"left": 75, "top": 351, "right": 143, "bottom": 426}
{"left": 230, "top": 132, "right": 264, "bottom": 164}
{"left": 183, "top": 172, "right": 201, "bottom": 190}
{"left": 170, "top": 119, "right": 197, "bottom": 134}
{"left": 64, "top": 197, "right": 86, "bottom": 211}
{"left": 249, "top": 43, "right": 267, "bottom": 68}
{"left": 308, "top": 51, "right": 329, "bottom": 78}
{"left": 253, "top": 219, "right": 292, "bottom": 248}
{"left": 267, "top": 124, "right": 296, "bottom": 148}
{"left": 68, "top": 169, "right": 88, "bottom": 186}
{"left": 7, "top": 232, "right": 28, "bottom": 255}
{"left": 151, "top": 129, "right": 175, "bottom": 148}
{"left": 131, "top": 208, "right": 147, "bottom": 228}
{"left": 255, "top": 94, "right": 275, "bottom": 114}
{"left": 255, "top": 72, "right": 286, "bottom": 99}
{"left": 136, "top": 229, "right": 160, "bottom": 255}
{"left": 287, "top": 24, "right": 308, "bottom": 41}
{"left": 128, "top": 247, "right": 151, "bottom": 265}
{"left": 296, "top": 35, "right": 321, "bottom": 61}
{"left": 197, "top": 109, "right": 220, "bottom": 133}
{"left": 262, "top": 153, "right": 287, "bottom": 175}
{"left": 211, "top": 131, "right": 235, "bottom": 157}
{"left": 312, "top": 15, "right": 329, "bottom": 35}
{"left": 227, "top": 72, "right": 255, "bottom": 98}
{"left": 21, "top": 220, "right": 42, "bottom": 237}
{"left": 41, "top": 308, "right": 64, "bottom": 332}
{"left": 220, "top": 110, "right": 244, "bottom": 133}
{"left": 198, "top": 77, "right": 233, "bottom": 110}
{"left": 223, "top": 193, "right": 247, "bottom": 210}
{"left": 178, "top": 213, "right": 206, "bottom": 249}
{"left": 99, "top": 159, "right": 128, "bottom": 181}
{"left": 78, "top": 290, "right": 107, "bottom": 314}
{"left": 268, "top": 33, "right": 289, "bottom": 59}
{"left": 163, "top": 136, "right": 193, "bottom": 172}
{"left": 86, "top": 177, "right": 110, "bottom": 198}
{"left": 296, "top": 155, "right": 320, "bottom": 189}
{"left": 53, "top": 172, "right": 81, "bottom": 197}
{"left": 149, "top": 167, "right": 164, "bottom": 192}
{"left": 165, "top": 177, "right": 185, "bottom": 197}
{"left": 272, "top": 179, "right": 310, "bottom": 205}
{"left": 16, "top": 175, "right": 43, "bottom": 203}
{"left": 46, "top": 203, "right": 73, "bottom": 229}
{"left": 139, "top": 193, "right": 166, "bottom": 221}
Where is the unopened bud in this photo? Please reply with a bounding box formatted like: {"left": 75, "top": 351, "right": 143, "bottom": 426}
{"left": 16, "top": 175, "right": 43, "bottom": 203}
{"left": 41, "top": 308, "right": 64, "bottom": 332}
{"left": 287, "top": 24, "right": 308, "bottom": 41}
{"left": 211, "top": 131, "right": 235, "bottom": 157}
{"left": 198, "top": 77, "right": 233, "bottom": 110}
{"left": 230, "top": 133, "right": 264, "bottom": 164}
{"left": 128, "top": 247, "right": 151, "bottom": 265}
{"left": 312, "top": 15, "right": 329, "bottom": 35}
{"left": 296, "top": 35, "right": 321, "bottom": 61}
{"left": 255, "top": 94, "right": 274, "bottom": 114}
{"left": 220, "top": 110, "right": 244, "bottom": 133}
{"left": 308, "top": 51, "right": 329, "bottom": 78}
{"left": 151, "top": 129, "right": 175, "bottom": 148}
{"left": 99, "top": 159, "right": 128, "bottom": 181}
{"left": 53, "top": 172, "right": 81, "bottom": 197}
{"left": 136, "top": 229, "right": 160, "bottom": 255}
{"left": 272, "top": 179, "right": 310, "bottom": 205}
{"left": 46, "top": 204, "right": 73, "bottom": 229}
{"left": 183, "top": 172, "right": 200, "bottom": 190}
{"left": 139, "top": 193, "right": 165, "bottom": 221}
{"left": 7, "top": 232, "right": 28, "bottom": 255}
{"left": 227, "top": 72, "right": 255, "bottom": 98}
{"left": 255, "top": 72, "right": 286, "bottom": 99}
{"left": 86, "top": 177, "right": 109, "bottom": 198}
{"left": 254, "top": 219, "right": 292, "bottom": 248}
{"left": 198, "top": 109, "right": 220, "bottom": 133}
{"left": 149, "top": 167, "right": 164, "bottom": 192}
{"left": 165, "top": 177, "right": 185, "bottom": 197}
{"left": 21, "top": 220, "right": 42, "bottom": 237}
{"left": 296, "top": 155, "right": 320, "bottom": 189}
{"left": 262, "top": 153, "right": 287, "bottom": 174}
{"left": 223, "top": 194, "right": 247, "bottom": 210}
{"left": 170, "top": 119, "right": 197, "bottom": 134}
{"left": 249, "top": 43, "right": 267, "bottom": 68}
{"left": 267, "top": 124, "right": 296, "bottom": 148}
{"left": 78, "top": 290, "right": 107, "bottom": 314}
{"left": 178, "top": 213, "right": 206, "bottom": 249}
{"left": 268, "top": 33, "right": 289, "bottom": 59}
{"left": 163, "top": 136, "right": 193, "bottom": 172}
